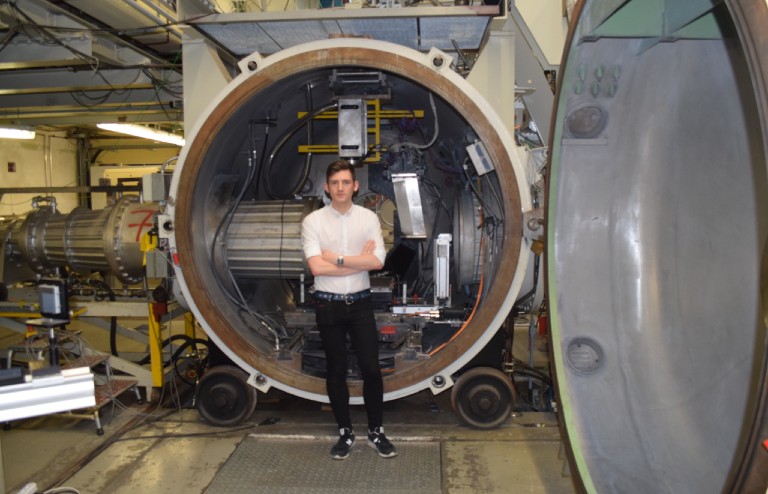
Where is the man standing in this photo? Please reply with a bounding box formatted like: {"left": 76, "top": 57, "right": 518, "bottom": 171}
{"left": 301, "top": 160, "right": 397, "bottom": 460}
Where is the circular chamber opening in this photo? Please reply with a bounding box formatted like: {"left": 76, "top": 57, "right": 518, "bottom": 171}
{"left": 171, "top": 41, "right": 526, "bottom": 403}
{"left": 548, "top": 1, "right": 768, "bottom": 492}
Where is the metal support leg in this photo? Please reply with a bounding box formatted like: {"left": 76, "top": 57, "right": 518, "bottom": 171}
{"left": 184, "top": 312, "right": 196, "bottom": 340}
{"left": 148, "top": 303, "right": 163, "bottom": 390}
{"left": 93, "top": 409, "right": 103, "bottom": 436}
{"left": 133, "top": 384, "right": 143, "bottom": 403}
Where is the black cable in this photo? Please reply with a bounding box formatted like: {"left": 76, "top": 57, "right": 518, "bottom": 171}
{"left": 512, "top": 366, "right": 552, "bottom": 385}
{"left": 461, "top": 164, "right": 497, "bottom": 225}
{"left": 420, "top": 177, "right": 453, "bottom": 228}
{"left": 173, "top": 352, "right": 208, "bottom": 387}
{"left": 300, "top": 81, "right": 316, "bottom": 191}
{"left": 6, "top": 3, "right": 100, "bottom": 71}
{"left": 207, "top": 118, "right": 288, "bottom": 344}
{"left": 482, "top": 173, "right": 506, "bottom": 224}
{"left": 109, "top": 416, "right": 281, "bottom": 443}
{"left": 140, "top": 68, "right": 184, "bottom": 98}
{"left": 0, "top": 24, "right": 19, "bottom": 53}
{"left": 209, "top": 120, "right": 266, "bottom": 294}
{"left": 263, "top": 102, "right": 338, "bottom": 199}
{"left": 109, "top": 425, "right": 258, "bottom": 442}
{"left": 167, "top": 338, "right": 208, "bottom": 368}
{"left": 4, "top": 1, "right": 182, "bottom": 119}
{"left": 251, "top": 118, "right": 273, "bottom": 200}
{"left": 63, "top": 277, "right": 119, "bottom": 356}
{"left": 515, "top": 253, "right": 540, "bottom": 309}
{"left": 136, "top": 334, "right": 207, "bottom": 366}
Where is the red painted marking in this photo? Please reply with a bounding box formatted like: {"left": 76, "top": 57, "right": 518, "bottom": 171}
{"left": 127, "top": 209, "right": 157, "bottom": 242}
{"left": 172, "top": 251, "right": 180, "bottom": 266}
{"left": 380, "top": 325, "right": 397, "bottom": 335}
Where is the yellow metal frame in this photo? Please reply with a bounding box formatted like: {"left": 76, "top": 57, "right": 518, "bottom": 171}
{"left": 298, "top": 101, "right": 425, "bottom": 162}
{"left": 147, "top": 303, "right": 164, "bottom": 388}
{"left": 184, "top": 312, "right": 197, "bottom": 340}
{"left": 140, "top": 230, "right": 165, "bottom": 389}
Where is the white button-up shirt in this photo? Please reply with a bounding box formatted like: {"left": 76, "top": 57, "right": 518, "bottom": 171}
{"left": 301, "top": 203, "right": 386, "bottom": 294}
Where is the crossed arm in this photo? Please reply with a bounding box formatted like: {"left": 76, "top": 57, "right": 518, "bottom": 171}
{"left": 306, "top": 239, "right": 383, "bottom": 277}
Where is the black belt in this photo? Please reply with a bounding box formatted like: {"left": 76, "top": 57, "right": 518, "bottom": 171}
{"left": 312, "top": 289, "right": 371, "bottom": 304}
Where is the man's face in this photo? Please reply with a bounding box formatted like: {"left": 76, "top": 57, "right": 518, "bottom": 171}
{"left": 324, "top": 169, "right": 359, "bottom": 205}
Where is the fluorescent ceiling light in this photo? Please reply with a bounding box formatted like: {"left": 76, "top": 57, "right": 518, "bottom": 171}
{"left": 97, "top": 123, "right": 185, "bottom": 146}
{"left": 0, "top": 126, "right": 36, "bottom": 139}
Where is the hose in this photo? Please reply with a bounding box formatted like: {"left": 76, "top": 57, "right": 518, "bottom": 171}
{"left": 263, "top": 102, "right": 338, "bottom": 199}
{"left": 136, "top": 334, "right": 209, "bottom": 367}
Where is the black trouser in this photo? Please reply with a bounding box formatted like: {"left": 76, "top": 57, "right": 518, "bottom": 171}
{"left": 315, "top": 298, "right": 383, "bottom": 431}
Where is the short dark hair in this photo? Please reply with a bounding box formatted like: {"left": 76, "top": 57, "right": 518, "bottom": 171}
{"left": 326, "top": 160, "right": 356, "bottom": 183}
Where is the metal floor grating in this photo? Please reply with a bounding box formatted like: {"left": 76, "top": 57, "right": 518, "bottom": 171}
{"left": 204, "top": 435, "right": 442, "bottom": 494}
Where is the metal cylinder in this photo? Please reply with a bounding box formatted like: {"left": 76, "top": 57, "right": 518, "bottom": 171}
{"left": 226, "top": 199, "right": 320, "bottom": 279}
{"left": 4, "top": 197, "right": 160, "bottom": 284}
{"left": 16, "top": 207, "right": 62, "bottom": 272}
{"left": 62, "top": 207, "right": 114, "bottom": 274}
{"left": 104, "top": 197, "right": 161, "bottom": 284}
{"left": 1, "top": 215, "right": 29, "bottom": 266}
{"left": 453, "top": 189, "right": 482, "bottom": 288}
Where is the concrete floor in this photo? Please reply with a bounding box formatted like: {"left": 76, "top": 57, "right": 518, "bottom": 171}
{"left": 0, "top": 317, "right": 576, "bottom": 494}
{"left": 2, "top": 390, "right": 576, "bottom": 494}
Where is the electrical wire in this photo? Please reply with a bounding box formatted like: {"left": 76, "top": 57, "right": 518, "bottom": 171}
{"left": 262, "top": 102, "right": 338, "bottom": 199}
{"left": 460, "top": 162, "right": 496, "bottom": 222}
{"left": 33, "top": 278, "right": 203, "bottom": 422}
{"left": 22, "top": 327, "right": 172, "bottom": 425}
{"left": 37, "top": 297, "right": 186, "bottom": 428}
{"left": 209, "top": 118, "right": 288, "bottom": 347}
{"left": 0, "top": 0, "right": 188, "bottom": 50}
{"left": 5, "top": 2, "right": 99, "bottom": 71}
{"left": 460, "top": 165, "right": 503, "bottom": 288}
{"left": 482, "top": 173, "right": 506, "bottom": 223}
{"left": 389, "top": 93, "right": 439, "bottom": 153}
{"left": 0, "top": 0, "right": 184, "bottom": 123}
{"left": 75, "top": 278, "right": 120, "bottom": 357}
{"left": 0, "top": 23, "right": 19, "bottom": 53}
{"left": 109, "top": 423, "right": 259, "bottom": 443}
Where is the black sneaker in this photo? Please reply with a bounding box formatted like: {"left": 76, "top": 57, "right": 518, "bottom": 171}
{"left": 367, "top": 427, "right": 398, "bottom": 458}
{"left": 330, "top": 427, "right": 355, "bottom": 460}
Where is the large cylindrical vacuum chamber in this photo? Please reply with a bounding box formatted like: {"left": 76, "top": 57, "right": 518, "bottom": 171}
{"left": 166, "top": 39, "right": 531, "bottom": 403}
{"left": 547, "top": 0, "right": 768, "bottom": 492}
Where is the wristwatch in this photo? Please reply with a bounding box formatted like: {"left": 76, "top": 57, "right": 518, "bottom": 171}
{"left": 337, "top": 255, "right": 344, "bottom": 267}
